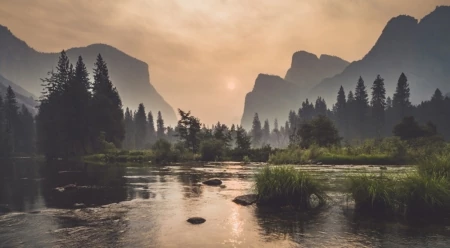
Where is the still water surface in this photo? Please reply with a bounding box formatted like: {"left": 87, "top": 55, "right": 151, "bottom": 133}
{"left": 0, "top": 160, "right": 449, "bottom": 247}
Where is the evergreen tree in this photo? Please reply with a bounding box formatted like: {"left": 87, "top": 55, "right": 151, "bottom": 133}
{"left": 235, "top": 125, "right": 251, "bottom": 152}
{"left": 335, "top": 86, "right": 347, "bottom": 138}
{"left": 91, "top": 54, "right": 125, "bottom": 149}
{"left": 4, "top": 86, "right": 19, "bottom": 154}
{"left": 371, "top": 75, "right": 386, "bottom": 137}
{"left": 157, "top": 111, "right": 165, "bottom": 140}
{"left": 354, "top": 76, "right": 369, "bottom": 139}
{"left": 147, "top": 111, "right": 156, "bottom": 145}
{"left": 386, "top": 97, "right": 393, "bottom": 109}
{"left": 251, "top": 113, "right": 262, "bottom": 147}
{"left": 16, "top": 105, "right": 35, "bottom": 154}
{"left": 177, "top": 109, "right": 201, "bottom": 152}
{"left": 0, "top": 95, "right": 5, "bottom": 157}
{"left": 124, "top": 108, "right": 135, "bottom": 149}
{"left": 393, "top": 73, "right": 411, "bottom": 118}
{"left": 66, "top": 56, "right": 92, "bottom": 155}
{"left": 314, "top": 97, "right": 327, "bottom": 116}
{"left": 262, "top": 119, "right": 270, "bottom": 145}
{"left": 299, "top": 99, "right": 315, "bottom": 121}
{"left": 134, "top": 103, "right": 147, "bottom": 149}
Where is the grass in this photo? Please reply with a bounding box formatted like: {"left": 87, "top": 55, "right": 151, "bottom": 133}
{"left": 318, "top": 153, "right": 401, "bottom": 165}
{"left": 347, "top": 174, "right": 398, "bottom": 213}
{"left": 84, "top": 150, "right": 154, "bottom": 163}
{"left": 417, "top": 153, "right": 450, "bottom": 179}
{"left": 255, "top": 166, "right": 328, "bottom": 209}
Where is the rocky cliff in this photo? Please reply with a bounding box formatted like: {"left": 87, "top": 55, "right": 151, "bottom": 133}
{"left": 0, "top": 25, "right": 177, "bottom": 124}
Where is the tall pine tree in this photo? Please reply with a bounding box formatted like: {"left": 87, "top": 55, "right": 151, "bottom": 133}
{"left": 251, "top": 113, "right": 262, "bottom": 147}
{"left": 157, "top": 111, "right": 165, "bottom": 140}
{"left": 147, "top": 111, "right": 156, "bottom": 145}
{"left": 134, "top": 103, "right": 147, "bottom": 149}
{"left": 371, "top": 75, "right": 386, "bottom": 137}
{"left": 393, "top": 73, "right": 411, "bottom": 118}
{"left": 354, "top": 76, "right": 369, "bottom": 140}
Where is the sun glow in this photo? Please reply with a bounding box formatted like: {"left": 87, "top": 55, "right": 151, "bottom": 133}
{"left": 226, "top": 79, "right": 237, "bottom": 91}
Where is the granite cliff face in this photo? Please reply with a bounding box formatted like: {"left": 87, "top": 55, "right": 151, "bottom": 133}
{"left": 241, "top": 52, "right": 348, "bottom": 129}
{"left": 0, "top": 25, "right": 177, "bottom": 124}
{"left": 285, "top": 51, "right": 349, "bottom": 90}
{"left": 312, "top": 6, "right": 450, "bottom": 105}
{"left": 242, "top": 6, "right": 450, "bottom": 128}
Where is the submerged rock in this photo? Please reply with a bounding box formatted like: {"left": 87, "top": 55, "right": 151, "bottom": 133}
{"left": 380, "top": 166, "right": 388, "bottom": 170}
{"left": 233, "top": 194, "right": 258, "bottom": 206}
{"left": 219, "top": 185, "right": 227, "bottom": 189}
{"left": 317, "top": 162, "right": 323, "bottom": 165}
{"left": 74, "top": 203, "right": 86, "bottom": 208}
{"left": 202, "top": 179, "right": 222, "bottom": 186}
{"left": 187, "top": 217, "right": 206, "bottom": 224}
{"left": 54, "top": 184, "right": 77, "bottom": 192}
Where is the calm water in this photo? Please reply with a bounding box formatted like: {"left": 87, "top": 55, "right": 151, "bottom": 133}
{"left": 0, "top": 160, "right": 449, "bottom": 248}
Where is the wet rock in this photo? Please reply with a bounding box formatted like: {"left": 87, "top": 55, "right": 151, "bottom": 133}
{"left": 202, "top": 178, "right": 222, "bottom": 186}
{"left": 192, "top": 183, "right": 203, "bottom": 187}
{"left": 187, "top": 217, "right": 206, "bottom": 224}
{"left": 380, "top": 166, "right": 388, "bottom": 170}
{"left": 54, "top": 184, "right": 77, "bottom": 192}
{"left": 143, "top": 186, "right": 149, "bottom": 190}
{"left": 233, "top": 194, "right": 258, "bottom": 206}
{"left": 309, "top": 194, "right": 320, "bottom": 209}
{"left": 29, "top": 210, "right": 41, "bottom": 214}
{"left": 317, "top": 162, "right": 323, "bottom": 165}
{"left": 219, "top": 185, "right": 227, "bottom": 189}
{"left": 74, "top": 203, "right": 86, "bottom": 208}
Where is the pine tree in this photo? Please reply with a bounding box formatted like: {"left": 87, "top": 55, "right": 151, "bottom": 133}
{"left": 4, "top": 86, "right": 19, "bottom": 154}
{"left": 157, "top": 111, "right": 165, "bottom": 140}
{"left": 235, "top": 125, "right": 251, "bottom": 152}
{"left": 393, "top": 73, "right": 411, "bottom": 118}
{"left": 16, "top": 105, "right": 35, "bottom": 154}
{"left": 314, "top": 97, "right": 327, "bottom": 116}
{"left": 251, "top": 113, "right": 262, "bottom": 147}
{"left": 134, "top": 103, "right": 147, "bottom": 149}
{"left": 335, "top": 86, "right": 347, "bottom": 138}
{"left": 91, "top": 54, "right": 125, "bottom": 149}
{"left": 124, "top": 108, "right": 135, "bottom": 149}
{"left": 66, "top": 56, "right": 92, "bottom": 155}
{"left": 177, "top": 109, "right": 201, "bottom": 152}
{"left": 262, "top": 119, "right": 270, "bottom": 145}
{"left": 299, "top": 99, "right": 315, "bottom": 121}
{"left": 147, "top": 111, "right": 156, "bottom": 145}
{"left": 371, "top": 75, "right": 386, "bottom": 137}
{"left": 354, "top": 76, "right": 369, "bottom": 139}
{"left": 0, "top": 95, "right": 5, "bottom": 157}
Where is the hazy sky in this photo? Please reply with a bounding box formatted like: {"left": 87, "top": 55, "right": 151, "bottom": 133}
{"left": 0, "top": 0, "right": 448, "bottom": 125}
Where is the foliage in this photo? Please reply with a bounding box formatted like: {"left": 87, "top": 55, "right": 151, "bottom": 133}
{"left": 177, "top": 109, "right": 201, "bottom": 153}
{"left": 255, "top": 166, "right": 327, "bottom": 208}
{"left": 199, "top": 139, "right": 226, "bottom": 161}
{"left": 393, "top": 116, "right": 437, "bottom": 140}
{"left": 347, "top": 174, "right": 398, "bottom": 213}
{"left": 295, "top": 115, "right": 340, "bottom": 148}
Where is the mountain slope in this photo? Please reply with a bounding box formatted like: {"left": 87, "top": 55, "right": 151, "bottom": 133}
{"left": 0, "top": 25, "right": 177, "bottom": 125}
{"left": 241, "top": 52, "right": 349, "bottom": 129}
{"left": 311, "top": 6, "right": 450, "bottom": 105}
{"left": 0, "top": 74, "right": 37, "bottom": 114}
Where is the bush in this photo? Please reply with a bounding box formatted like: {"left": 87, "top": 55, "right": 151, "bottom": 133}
{"left": 255, "top": 166, "right": 327, "bottom": 209}
{"left": 152, "top": 139, "right": 173, "bottom": 164}
{"left": 199, "top": 139, "right": 226, "bottom": 161}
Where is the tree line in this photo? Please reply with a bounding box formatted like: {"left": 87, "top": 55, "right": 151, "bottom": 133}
{"left": 0, "top": 87, "right": 35, "bottom": 157}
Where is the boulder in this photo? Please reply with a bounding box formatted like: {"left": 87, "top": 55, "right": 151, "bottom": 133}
{"left": 219, "top": 185, "right": 227, "bottom": 189}
{"left": 202, "top": 179, "right": 222, "bottom": 186}
{"left": 187, "top": 217, "right": 206, "bottom": 224}
{"left": 317, "top": 162, "right": 323, "bottom": 165}
{"left": 380, "top": 166, "right": 388, "bottom": 170}
{"left": 233, "top": 194, "right": 258, "bottom": 206}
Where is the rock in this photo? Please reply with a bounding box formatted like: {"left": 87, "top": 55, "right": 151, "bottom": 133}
{"left": 55, "top": 184, "right": 77, "bottom": 192}
{"left": 380, "top": 166, "right": 388, "bottom": 170}
{"left": 316, "top": 162, "right": 323, "bottom": 165}
{"left": 187, "top": 217, "right": 206, "bottom": 224}
{"left": 74, "top": 203, "right": 86, "bottom": 208}
{"left": 202, "top": 179, "right": 222, "bottom": 186}
{"left": 143, "top": 186, "right": 149, "bottom": 190}
{"left": 219, "top": 185, "right": 227, "bottom": 189}
{"left": 233, "top": 194, "right": 258, "bottom": 206}
{"left": 192, "top": 183, "right": 203, "bottom": 187}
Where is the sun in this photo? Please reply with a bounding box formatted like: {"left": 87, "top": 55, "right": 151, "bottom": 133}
{"left": 226, "top": 80, "right": 236, "bottom": 91}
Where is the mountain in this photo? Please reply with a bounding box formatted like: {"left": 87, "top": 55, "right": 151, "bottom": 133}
{"left": 311, "top": 6, "right": 450, "bottom": 105}
{"left": 0, "top": 25, "right": 177, "bottom": 125}
{"left": 285, "top": 51, "right": 349, "bottom": 90}
{"left": 241, "top": 52, "right": 349, "bottom": 129}
{"left": 0, "top": 74, "right": 37, "bottom": 114}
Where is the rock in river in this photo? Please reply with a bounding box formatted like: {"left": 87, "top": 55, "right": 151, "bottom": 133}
{"left": 233, "top": 194, "right": 258, "bottom": 206}
{"left": 187, "top": 217, "right": 206, "bottom": 224}
{"left": 202, "top": 179, "right": 222, "bottom": 186}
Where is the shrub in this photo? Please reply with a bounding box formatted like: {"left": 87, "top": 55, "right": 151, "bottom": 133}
{"left": 199, "top": 139, "right": 226, "bottom": 161}
{"left": 255, "top": 166, "right": 327, "bottom": 209}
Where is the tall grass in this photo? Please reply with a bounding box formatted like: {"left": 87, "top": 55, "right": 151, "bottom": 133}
{"left": 255, "top": 166, "right": 327, "bottom": 209}
{"left": 347, "top": 174, "right": 398, "bottom": 213}
{"left": 417, "top": 153, "right": 450, "bottom": 179}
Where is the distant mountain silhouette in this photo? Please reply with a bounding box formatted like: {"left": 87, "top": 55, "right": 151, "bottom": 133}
{"left": 311, "top": 6, "right": 450, "bottom": 105}
{"left": 241, "top": 52, "right": 349, "bottom": 129}
{"left": 0, "top": 25, "right": 177, "bottom": 124}
{"left": 0, "top": 74, "right": 37, "bottom": 114}
{"left": 241, "top": 6, "right": 450, "bottom": 128}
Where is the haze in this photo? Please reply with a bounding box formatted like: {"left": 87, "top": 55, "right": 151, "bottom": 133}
{"left": 0, "top": 0, "right": 447, "bottom": 125}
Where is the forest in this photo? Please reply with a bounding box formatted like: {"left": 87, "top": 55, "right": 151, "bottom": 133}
{"left": 0, "top": 51, "right": 449, "bottom": 165}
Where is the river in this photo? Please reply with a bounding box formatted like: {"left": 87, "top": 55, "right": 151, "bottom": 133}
{"left": 0, "top": 159, "right": 449, "bottom": 247}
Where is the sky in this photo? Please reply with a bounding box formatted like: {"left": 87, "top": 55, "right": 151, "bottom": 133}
{"left": 0, "top": 0, "right": 448, "bottom": 125}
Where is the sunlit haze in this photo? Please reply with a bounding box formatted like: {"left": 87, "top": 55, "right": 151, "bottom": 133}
{"left": 0, "top": 0, "right": 447, "bottom": 125}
